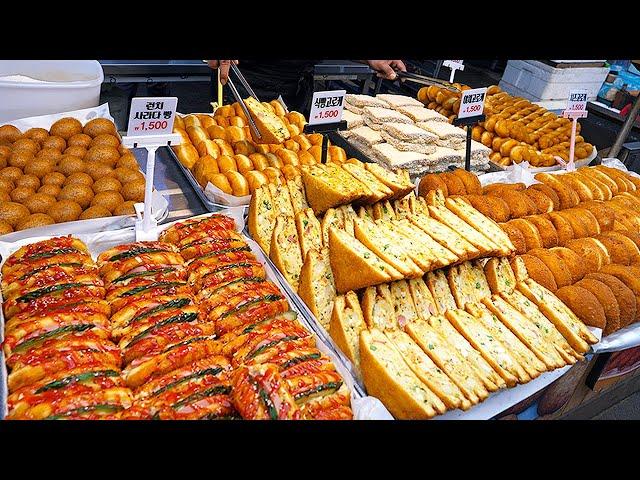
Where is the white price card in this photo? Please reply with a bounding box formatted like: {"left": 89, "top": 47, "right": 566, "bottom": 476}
{"left": 458, "top": 87, "right": 487, "bottom": 119}
{"left": 127, "top": 97, "right": 178, "bottom": 136}
{"left": 443, "top": 60, "right": 465, "bottom": 71}
{"left": 308, "top": 90, "right": 346, "bottom": 125}
{"left": 563, "top": 89, "right": 589, "bottom": 119}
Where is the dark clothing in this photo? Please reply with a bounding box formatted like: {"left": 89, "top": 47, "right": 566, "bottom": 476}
{"left": 223, "top": 60, "right": 318, "bottom": 115}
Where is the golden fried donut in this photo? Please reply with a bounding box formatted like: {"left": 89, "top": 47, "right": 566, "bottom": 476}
{"left": 555, "top": 285, "right": 606, "bottom": 329}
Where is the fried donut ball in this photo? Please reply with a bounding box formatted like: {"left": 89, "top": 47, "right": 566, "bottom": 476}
{"left": 0, "top": 125, "right": 22, "bottom": 144}
{"left": 12, "top": 138, "right": 40, "bottom": 155}
{"left": 92, "top": 177, "right": 122, "bottom": 193}
{"left": 0, "top": 220, "right": 12, "bottom": 235}
{"left": 24, "top": 158, "right": 55, "bottom": 179}
{"left": 121, "top": 179, "right": 145, "bottom": 202}
{"left": 42, "top": 172, "right": 66, "bottom": 187}
{"left": 49, "top": 200, "right": 83, "bottom": 223}
{"left": 67, "top": 133, "right": 93, "bottom": 148}
{"left": 91, "top": 134, "right": 120, "bottom": 148}
{"left": 42, "top": 136, "right": 66, "bottom": 151}
{"left": 15, "top": 174, "right": 40, "bottom": 191}
{"left": 16, "top": 213, "right": 55, "bottom": 231}
{"left": 23, "top": 193, "right": 56, "bottom": 214}
{"left": 0, "top": 202, "right": 30, "bottom": 227}
{"left": 113, "top": 200, "right": 137, "bottom": 216}
{"left": 116, "top": 153, "right": 139, "bottom": 170}
{"left": 56, "top": 155, "right": 86, "bottom": 176}
{"left": 10, "top": 187, "right": 35, "bottom": 203}
{"left": 79, "top": 205, "right": 112, "bottom": 219}
{"left": 85, "top": 145, "right": 120, "bottom": 168}
{"left": 91, "top": 191, "right": 124, "bottom": 213}
{"left": 50, "top": 117, "right": 83, "bottom": 140}
{"left": 8, "top": 150, "right": 34, "bottom": 169}
{"left": 38, "top": 184, "right": 61, "bottom": 198}
{"left": 83, "top": 118, "right": 117, "bottom": 138}
{"left": 58, "top": 184, "right": 94, "bottom": 209}
{"left": 64, "top": 172, "right": 94, "bottom": 187}
{"left": 23, "top": 127, "right": 49, "bottom": 145}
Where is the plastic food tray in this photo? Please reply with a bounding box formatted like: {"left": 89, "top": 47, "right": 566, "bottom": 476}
{"left": 0, "top": 208, "right": 391, "bottom": 420}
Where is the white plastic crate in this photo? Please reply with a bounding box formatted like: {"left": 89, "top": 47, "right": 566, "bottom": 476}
{"left": 498, "top": 60, "right": 608, "bottom": 103}
{"left": 0, "top": 60, "right": 104, "bottom": 123}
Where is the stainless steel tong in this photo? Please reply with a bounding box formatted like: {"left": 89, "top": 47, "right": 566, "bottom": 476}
{"left": 225, "top": 62, "right": 262, "bottom": 141}
{"left": 396, "top": 71, "right": 461, "bottom": 93}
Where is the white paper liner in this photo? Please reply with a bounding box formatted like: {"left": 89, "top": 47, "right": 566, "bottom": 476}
{"left": 488, "top": 146, "right": 598, "bottom": 173}
{"left": 0, "top": 103, "right": 169, "bottom": 241}
{"left": 0, "top": 208, "right": 389, "bottom": 420}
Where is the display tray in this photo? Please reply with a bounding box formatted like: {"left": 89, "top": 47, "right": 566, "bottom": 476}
{"left": 0, "top": 103, "right": 169, "bottom": 241}
{"left": 0, "top": 208, "right": 391, "bottom": 420}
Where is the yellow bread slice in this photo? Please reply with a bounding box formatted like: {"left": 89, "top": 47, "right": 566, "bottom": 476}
{"left": 445, "top": 309, "right": 523, "bottom": 387}
{"left": 328, "top": 227, "right": 401, "bottom": 293}
{"left": 516, "top": 278, "right": 597, "bottom": 353}
{"left": 407, "top": 278, "right": 439, "bottom": 320}
{"left": 269, "top": 215, "right": 303, "bottom": 291}
{"left": 447, "top": 261, "right": 492, "bottom": 310}
{"left": 302, "top": 163, "right": 365, "bottom": 215}
{"left": 268, "top": 182, "right": 295, "bottom": 219}
{"left": 360, "top": 329, "right": 446, "bottom": 419}
{"left": 484, "top": 257, "right": 516, "bottom": 295}
{"left": 389, "top": 280, "right": 420, "bottom": 329}
{"left": 426, "top": 315, "right": 506, "bottom": 391}
{"left": 482, "top": 296, "right": 566, "bottom": 370}
{"left": 392, "top": 219, "right": 457, "bottom": 269}
{"left": 384, "top": 220, "right": 435, "bottom": 272}
{"left": 510, "top": 256, "right": 529, "bottom": 282}
{"left": 465, "top": 302, "right": 545, "bottom": 380}
{"left": 354, "top": 218, "right": 423, "bottom": 278}
{"left": 361, "top": 285, "right": 397, "bottom": 331}
{"left": 295, "top": 208, "right": 323, "bottom": 260}
{"left": 244, "top": 96, "right": 291, "bottom": 144}
{"left": 500, "top": 290, "right": 581, "bottom": 364}
{"left": 372, "top": 200, "right": 396, "bottom": 222}
{"left": 248, "top": 185, "right": 275, "bottom": 254}
{"left": 329, "top": 292, "right": 367, "bottom": 376}
{"left": 428, "top": 205, "right": 501, "bottom": 257}
{"left": 297, "top": 247, "right": 336, "bottom": 330}
{"left": 342, "top": 161, "right": 393, "bottom": 203}
{"left": 321, "top": 208, "right": 343, "bottom": 246}
{"left": 426, "top": 270, "right": 457, "bottom": 314}
{"left": 337, "top": 205, "right": 357, "bottom": 236}
{"left": 406, "top": 319, "right": 488, "bottom": 404}
{"left": 409, "top": 213, "right": 479, "bottom": 261}
{"left": 384, "top": 329, "right": 470, "bottom": 411}
{"left": 287, "top": 176, "right": 308, "bottom": 215}
{"left": 364, "top": 162, "right": 415, "bottom": 200}
{"left": 446, "top": 197, "right": 515, "bottom": 256}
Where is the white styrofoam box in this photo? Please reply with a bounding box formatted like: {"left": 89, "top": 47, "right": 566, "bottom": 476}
{"left": 498, "top": 60, "right": 608, "bottom": 103}
{"left": 0, "top": 60, "right": 104, "bottom": 123}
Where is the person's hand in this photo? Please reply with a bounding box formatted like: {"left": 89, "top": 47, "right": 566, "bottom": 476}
{"left": 366, "top": 60, "right": 406, "bottom": 80}
{"left": 206, "top": 60, "right": 239, "bottom": 85}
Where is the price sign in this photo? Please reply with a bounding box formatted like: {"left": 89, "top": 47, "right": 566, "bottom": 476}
{"left": 127, "top": 97, "right": 178, "bottom": 136}
{"left": 443, "top": 60, "right": 464, "bottom": 71}
{"left": 563, "top": 89, "right": 589, "bottom": 119}
{"left": 308, "top": 90, "right": 346, "bottom": 125}
{"left": 457, "top": 87, "right": 487, "bottom": 119}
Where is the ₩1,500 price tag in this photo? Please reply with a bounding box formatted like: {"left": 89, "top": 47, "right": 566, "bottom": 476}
{"left": 308, "top": 90, "right": 346, "bottom": 125}
{"left": 127, "top": 97, "right": 178, "bottom": 136}
{"left": 457, "top": 87, "right": 487, "bottom": 119}
{"left": 563, "top": 89, "right": 589, "bottom": 119}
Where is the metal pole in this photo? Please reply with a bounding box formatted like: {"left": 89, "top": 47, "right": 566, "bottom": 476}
{"left": 465, "top": 126, "right": 472, "bottom": 171}
{"left": 609, "top": 93, "right": 640, "bottom": 158}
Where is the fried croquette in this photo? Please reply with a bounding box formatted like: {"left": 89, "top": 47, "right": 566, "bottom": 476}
{"left": 517, "top": 254, "right": 558, "bottom": 292}
{"left": 524, "top": 215, "right": 558, "bottom": 248}
{"left": 549, "top": 247, "right": 587, "bottom": 283}
{"left": 507, "top": 218, "right": 544, "bottom": 251}
{"left": 586, "top": 273, "right": 637, "bottom": 327}
{"left": 575, "top": 278, "right": 621, "bottom": 336}
{"left": 555, "top": 285, "right": 606, "bottom": 329}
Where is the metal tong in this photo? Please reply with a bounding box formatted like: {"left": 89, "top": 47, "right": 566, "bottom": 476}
{"left": 225, "top": 62, "right": 262, "bottom": 141}
{"left": 395, "top": 71, "right": 461, "bottom": 93}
